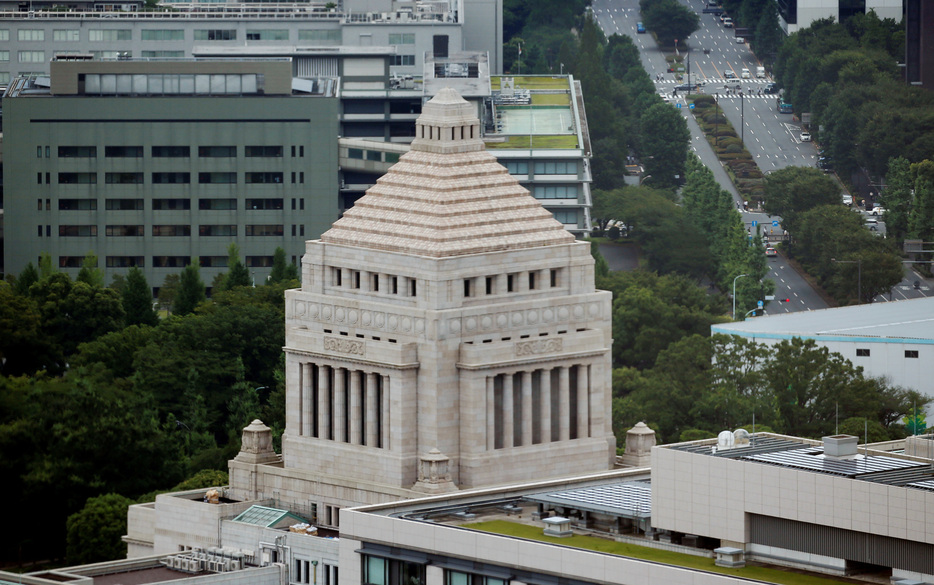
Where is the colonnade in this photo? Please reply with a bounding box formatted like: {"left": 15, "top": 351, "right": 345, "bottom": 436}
{"left": 486, "top": 364, "right": 589, "bottom": 450}
{"left": 298, "top": 363, "right": 390, "bottom": 449}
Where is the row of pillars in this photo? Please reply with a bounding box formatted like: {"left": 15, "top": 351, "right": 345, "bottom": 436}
{"left": 299, "top": 363, "right": 390, "bottom": 449}
{"left": 487, "top": 364, "right": 589, "bottom": 450}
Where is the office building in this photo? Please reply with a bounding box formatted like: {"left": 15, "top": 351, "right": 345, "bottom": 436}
{"left": 776, "top": 0, "right": 903, "bottom": 35}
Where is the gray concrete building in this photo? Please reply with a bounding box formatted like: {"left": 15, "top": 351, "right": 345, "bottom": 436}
{"left": 0, "top": 0, "right": 503, "bottom": 85}
{"left": 2, "top": 57, "right": 340, "bottom": 289}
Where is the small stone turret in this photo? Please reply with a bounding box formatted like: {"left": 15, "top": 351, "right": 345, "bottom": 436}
{"left": 234, "top": 419, "right": 280, "bottom": 465}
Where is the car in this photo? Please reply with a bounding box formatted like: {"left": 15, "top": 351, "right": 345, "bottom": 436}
{"left": 674, "top": 83, "right": 699, "bottom": 92}
{"left": 636, "top": 21, "right": 646, "bottom": 33}
{"left": 723, "top": 17, "right": 733, "bottom": 27}
{"left": 720, "top": 13, "right": 728, "bottom": 22}
{"left": 763, "top": 82, "right": 779, "bottom": 94}
{"left": 842, "top": 194, "right": 853, "bottom": 206}
{"left": 724, "top": 69, "right": 736, "bottom": 79}
{"left": 741, "top": 67, "right": 750, "bottom": 78}
{"left": 865, "top": 217, "right": 879, "bottom": 231}
{"left": 765, "top": 246, "right": 777, "bottom": 257}
{"left": 799, "top": 131, "right": 811, "bottom": 142}
{"left": 735, "top": 36, "right": 745, "bottom": 44}
{"left": 871, "top": 206, "right": 886, "bottom": 216}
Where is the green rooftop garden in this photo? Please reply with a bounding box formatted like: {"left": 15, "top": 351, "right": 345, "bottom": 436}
{"left": 464, "top": 521, "right": 854, "bottom": 585}
{"left": 491, "top": 76, "right": 570, "bottom": 91}
{"left": 484, "top": 135, "right": 579, "bottom": 149}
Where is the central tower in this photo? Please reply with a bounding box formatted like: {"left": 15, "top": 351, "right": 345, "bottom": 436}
{"left": 232, "top": 88, "right": 614, "bottom": 509}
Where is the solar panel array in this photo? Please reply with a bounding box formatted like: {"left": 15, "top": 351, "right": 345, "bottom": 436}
{"left": 743, "top": 449, "right": 926, "bottom": 478}
{"left": 527, "top": 481, "right": 652, "bottom": 519}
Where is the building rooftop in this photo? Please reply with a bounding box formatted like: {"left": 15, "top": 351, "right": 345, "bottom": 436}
{"left": 712, "top": 296, "right": 934, "bottom": 343}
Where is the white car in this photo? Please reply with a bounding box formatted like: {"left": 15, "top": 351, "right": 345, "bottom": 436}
{"left": 723, "top": 17, "right": 733, "bottom": 27}
{"left": 741, "top": 68, "right": 750, "bottom": 78}
{"left": 724, "top": 69, "right": 737, "bottom": 79}
{"left": 871, "top": 206, "right": 886, "bottom": 216}
{"left": 842, "top": 194, "right": 853, "bottom": 206}
{"left": 735, "top": 37, "right": 745, "bottom": 44}
{"left": 799, "top": 131, "right": 811, "bottom": 142}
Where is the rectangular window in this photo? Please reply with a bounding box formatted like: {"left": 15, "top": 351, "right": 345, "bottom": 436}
{"left": 152, "top": 172, "right": 191, "bottom": 184}
{"left": 529, "top": 272, "right": 536, "bottom": 290}
{"left": 18, "top": 29, "right": 45, "bottom": 41}
{"left": 533, "top": 185, "right": 578, "bottom": 199}
{"left": 153, "top": 256, "right": 191, "bottom": 268}
{"left": 199, "top": 172, "right": 237, "bottom": 184}
{"left": 141, "top": 29, "right": 184, "bottom": 41}
{"left": 534, "top": 161, "right": 577, "bottom": 174}
{"left": 59, "top": 173, "right": 97, "bottom": 184}
{"left": 245, "top": 256, "right": 274, "bottom": 268}
{"left": 246, "top": 29, "right": 289, "bottom": 40}
{"left": 551, "top": 209, "right": 578, "bottom": 224}
{"left": 142, "top": 50, "right": 185, "bottom": 58}
{"left": 200, "top": 225, "right": 237, "bottom": 237}
{"left": 105, "top": 198, "right": 144, "bottom": 210}
{"left": 106, "top": 225, "right": 144, "bottom": 236}
{"left": 246, "top": 198, "right": 284, "bottom": 210}
{"left": 198, "top": 198, "right": 236, "bottom": 210}
{"left": 245, "top": 145, "right": 283, "bottom": 157}
{"left": 388, "top": 33, "right": 416, "bottom": 44}
{"left": 106, "top": 256, "right": 144, "bottom": 268}
{"left": 59, "top": 225, "right": 98, "bottom": 237}
{"left": 59, "top": 199, "right": 98, "bottom": 211}
{"left": 856, "top": 349, "right": 870, "bottom": 357}
{"left": 152, "top": 198, "right": 191, "bottom": 210}
{"left": 89, "top": 29, "right": 132, "bottom": 41}
{"left": 298, "top": 29, "right": 341, "bottom": 42}
{"left": 486, "top": 276, "right": 494, "bottom": 295}
{"left": 152, "top": 225, "right": 191, "bottom": 237}
{"left": 199, "top": 146, "right": 237, "bottom": 158}
{"left": 464, "top": 279, "right": 472, "bottom": 298}
{"left": 385, "top": 152, "right": 400, "bottom": 163}
{"left": 390, "top": 55, "right": 416, "bottom": 66}
{"left": 59, "top": 146, "right": 97, "bottom": 158}
{"left": 245, "top": 172, "right": 283, "bottom": 184}
{"left": 364, "top": 556, "right": 387, "bottom": 585}
{"left": 905, "top": 350, "right": 919, "bottom": 358}
{"left": 550, "top": 268, "right": 559, "bottom": 287}
{"left": 199, "top": 256, "right": 228, "bottom": 267}
{"left": 0, "top": 30, "right": 9, "bottom": 41}
{"left": 152, "top": 146, "right": 190, "bottom": 158}
{"left": 245, "top": 224, "right": 284, "bottom": 236}
{"left": 194, "top": 29, "right": 237, "bottom": 41}
{"left": 0, "top": 51, "right": 9, "bottom": 62}
{"left": 105, "top": 146, "right": 143, "bottom": 158}
{"left": 18, "top": 50, "right": 45, "bottom": 62}
{"left": 106, "top": 172, "right": 144, "bottom": 184}
{"left": 59, "top": 256, "right": 84, "bottom": 268}
{"left": 348, "top": 148, "right": 364, "bottom": 160}
{"left": 366, "top": 150, "right": 382, "bottom": 162}
{"left": 0, "top": 72, "right": 8, "bottom": 85}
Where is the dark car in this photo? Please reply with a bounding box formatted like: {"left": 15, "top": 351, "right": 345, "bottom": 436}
{"left": 636, "top": 21, "right": 646, "bottom": 33}
{"left": 674, "top": 83, "right": 699, "bottom": 91}
{"left": 763, "top": 82, "right": 779, "bottom": 94}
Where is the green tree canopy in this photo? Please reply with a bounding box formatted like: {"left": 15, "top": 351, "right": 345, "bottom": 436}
{"left": 640, "top": 0, "right": 700, "bottom": 47}
{"left": 123, "top": 266, "right": 159, "bottom": 327}
{"left": 66, "top": 494, "right": 134, "bottom": 564}
{"left": 762, "top": 166, "right": 840, "bottom": 232}
{"left": 175, "top": 263, "right": 206, "bottom": 316}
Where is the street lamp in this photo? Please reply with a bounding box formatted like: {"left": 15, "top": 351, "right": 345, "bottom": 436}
{"left": 832, "top": 258, "right": 862, "bottom": 304}
{"left": 640, "top": 174, "right": 653, "bottom": 186}
{"left": 732, "top": 273, "right": 748, "bottom": 320}
{"left": 740, "top": 91, "right": 744, "bottom": 144}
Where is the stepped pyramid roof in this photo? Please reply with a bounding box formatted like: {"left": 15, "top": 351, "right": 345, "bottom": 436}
{"left": 321, "top": 87, "right": 575, "bottom": 258}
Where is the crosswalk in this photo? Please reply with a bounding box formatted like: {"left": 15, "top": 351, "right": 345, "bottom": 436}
{"left": 654, "top": 78, "right": 773, "bottom": 84}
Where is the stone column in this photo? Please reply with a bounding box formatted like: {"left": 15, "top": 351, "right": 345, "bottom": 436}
{"left": 380, "top": 375, "right": 390, "bottom": 449}
{"left": 333, "top": 367, "right": 346, "bottom": 443}
{"left": 559, "top": 366, "right": 570, "bottom": 441}
{"left": 540, "top": 368, "right": 552, "bottom": 444}
{"left": 317, "top": 365, "right": 331, "bottom": 440}
{"left": 349, "top": 369, "right": 362, "bottom": 445}
{"left": 503, "top": 373, "right": 514, "bottom": 448}
{"left": 301, "top": 363, "right": 313, "bottom": 437}
{"left": 365, "top": 372, "right": 378, "bottom": 447}
{"left": 486, "top": 376, "right": 495, "bottom": 451}
{"left": 521, "top": 370, "right": 533, "bottom": 446}
{"left": 576, "top": 364, "right": 589, "bottom": 439}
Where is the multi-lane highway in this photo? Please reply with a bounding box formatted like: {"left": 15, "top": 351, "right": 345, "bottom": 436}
{"left": 590, "top": 0, "right": 933, "bottom": 310}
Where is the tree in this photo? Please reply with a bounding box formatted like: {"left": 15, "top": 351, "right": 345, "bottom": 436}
{"left": 123, "top": 267, "right": 158, "bottom": 327}
{"left": 0, "top": 282, "right": 52, "bottom": 376}
{"left": 76, "top": 251, "right": 105, "bottom": 287}
{"left": 881, "top": 156, "right": 913, "bottom": 246}
{"left": 175, "top": 264, "right": 206, "bottom": 316}
{"left": 224, "top": 243, "right": 252, "bottom": 290}
{"left": 66, "top": 494, "right": 134, "bottom": 564}
{"left": 269, "top": 247, "right": 290, "bottom": 283}
{"left": 13, "top": 262, "right": 40, "bottom": 296}
{"left": 640, "top": 102, "right": 690, "bottom": 188}
{"left": 762, "top": 166, "right": 840, "bottom": 232}
{"left": 640, "top": 0, "right": 699, "bottom": 47}
{"left": 159, "top": 273, "right": 181, "bottom": 314}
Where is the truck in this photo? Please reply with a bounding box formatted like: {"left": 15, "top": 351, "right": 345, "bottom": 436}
{"left": 776, "top": 97, "right": 793, "bottom": 114}
{"left": 756, "top": 66, "right": 766, "bottom": 78}
{"left": 703, "top": 1, "right": 724, "bottom": 14}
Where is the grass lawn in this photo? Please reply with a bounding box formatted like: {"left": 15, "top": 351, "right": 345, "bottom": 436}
{"left": 492, "top": 76, "right": 570, "bottom": 90}
{"left": 484, "top": 135, "right": 579, "bottom": 149}
{"left": 532, "top": 94, "right": 571, "bottom": 106}
{"left": 464, "top": 521, "right": 854, "bottom": 585}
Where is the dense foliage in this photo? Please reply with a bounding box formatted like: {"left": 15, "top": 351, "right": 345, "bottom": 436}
{"left": 0, "top": 251, "right": 294, "bottom": 564}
